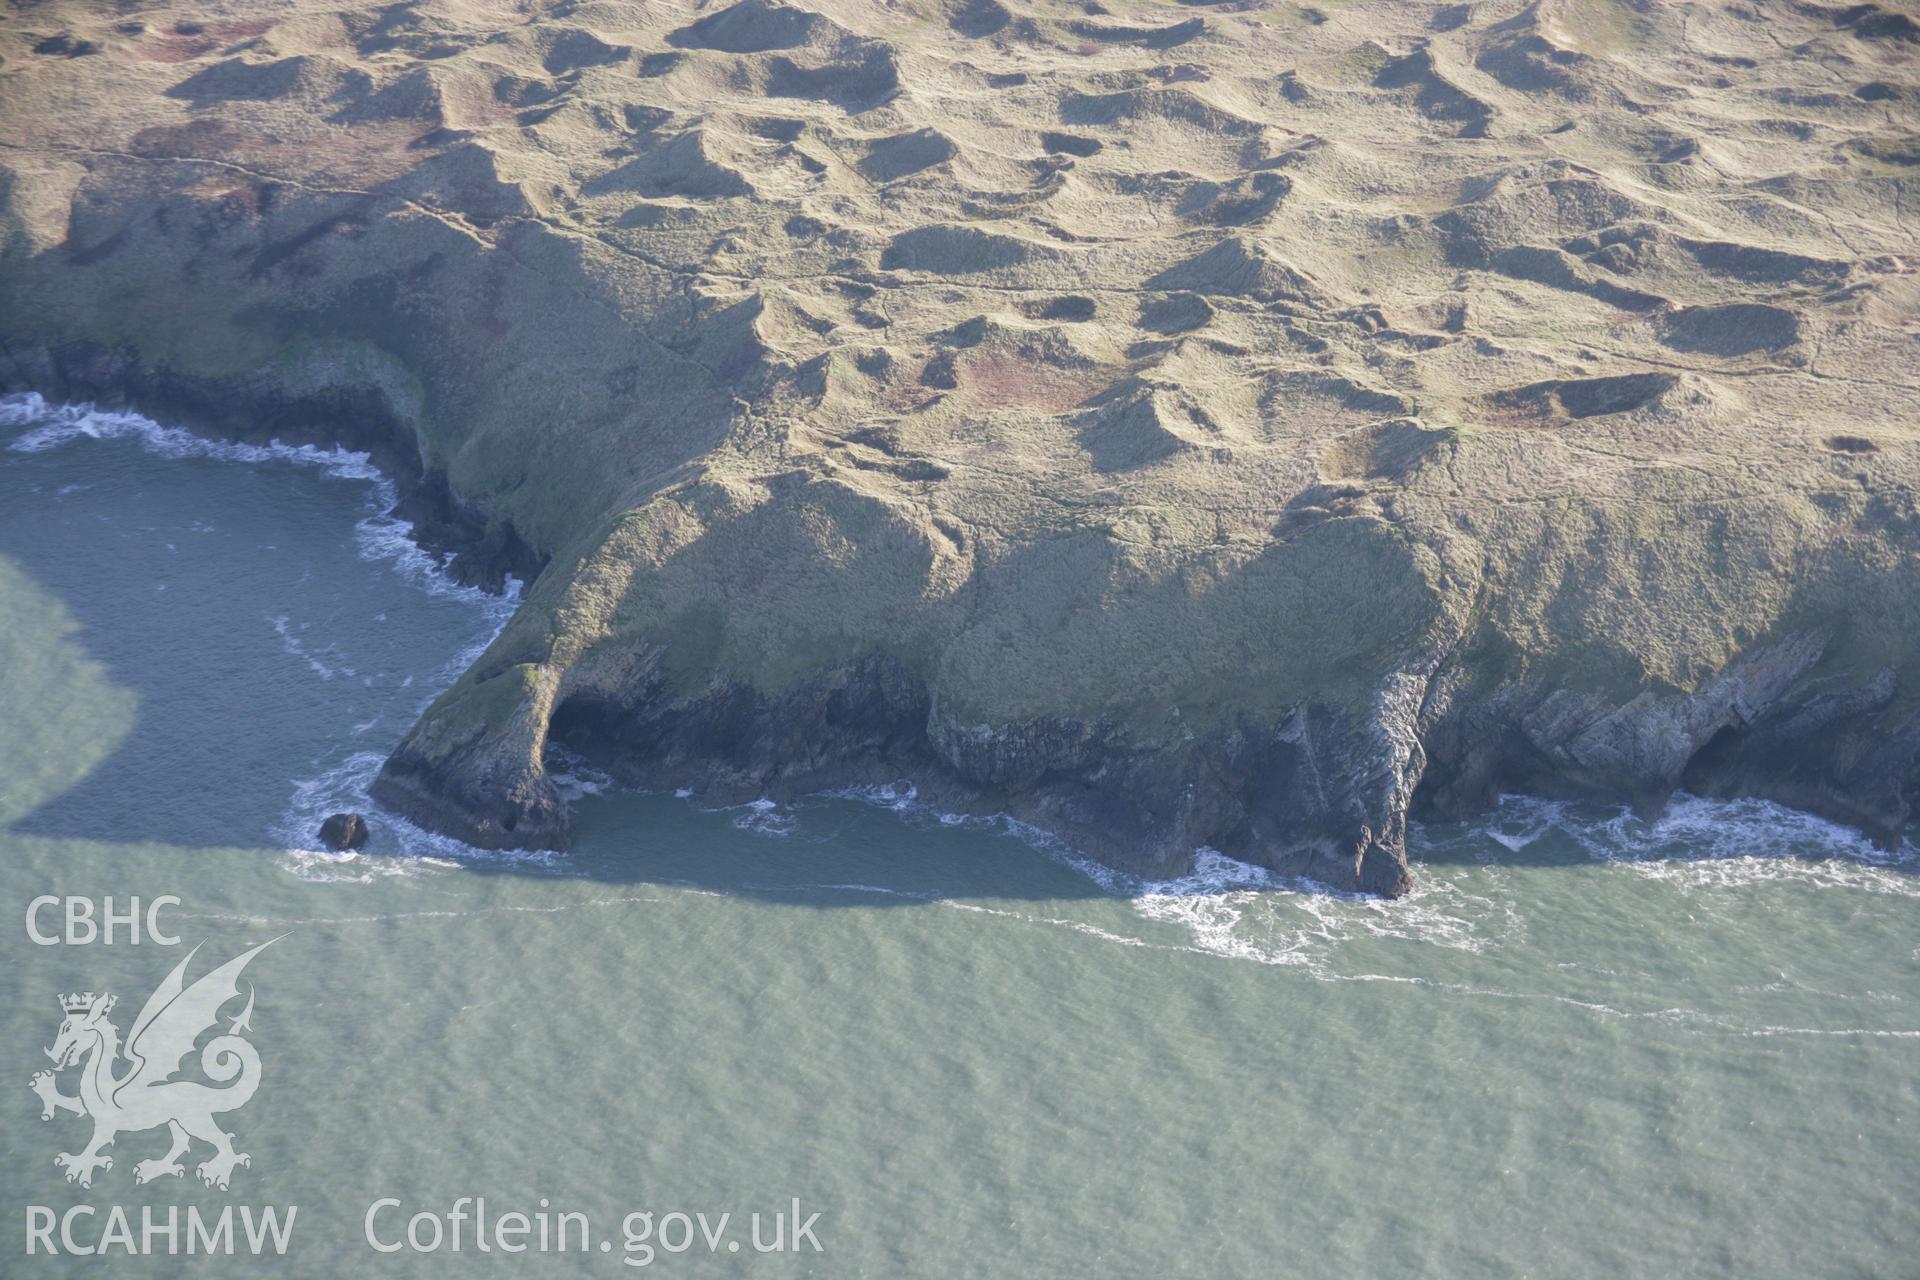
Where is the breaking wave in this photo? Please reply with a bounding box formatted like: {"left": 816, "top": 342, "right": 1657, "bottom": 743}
{"left": 9, "top": 392, "right": 1914, "bottom": 1030}
{"left": 823, "top": 781, "right": 1915, "bottom": 1017}
{"left": 1454, "top": 792, "right": 1919, "bottom": 897}
{"left": 3, "top": 392, "right": 533, "bottom": 877}
{"left": 3, "top": 392, "right": 517, "bottom": 613}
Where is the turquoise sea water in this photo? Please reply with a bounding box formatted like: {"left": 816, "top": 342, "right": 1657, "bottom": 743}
{"left": 1, "top": 395, "right": 1914, "bottom": 1278}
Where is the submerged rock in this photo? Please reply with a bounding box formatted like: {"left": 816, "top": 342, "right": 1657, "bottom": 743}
{"left": 318, "top": 812, "right": 371, "bottom": 852}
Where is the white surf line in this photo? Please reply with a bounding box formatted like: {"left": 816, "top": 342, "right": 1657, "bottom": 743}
{"left": 6, "top": 391, "right": 394, "bottom": 492}
{"left": 425, "top": 884, "right": 1920, "bottom": 1037}
{"left": 5, "top": 393, "right": 540, "bottom": 868}
{"left": 1476, "top": 791, "right": 1919, "bottom": 877}
{"left": 887, "top": 813, "right": 1918, "bottom": 1038}
{"left": 279, "top": 752, "right": 583, "bottom": 875}
{"left": 742, "top": 880, "right": 1171, "bottom": 951}
{"left": 933, "top": 899, "right": 1161, "bottom": 949}
{"left": 270, "top": 615, "right": 341, "bottom": 680}
{"left": 772, "top": 785, "right": 1516, "bottom": 966}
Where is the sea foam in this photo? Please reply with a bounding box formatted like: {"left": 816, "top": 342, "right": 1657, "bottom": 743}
{"left": 4, "top": 393, "right": 535, "bottom": 876}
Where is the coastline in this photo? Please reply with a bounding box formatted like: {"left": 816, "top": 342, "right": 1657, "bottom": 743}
{"left": 3, "top": 0, "right": 1918, "bottom": 902}
{"left": 0, "top": 339, "right": 545, "bottom": 594}
{"left": 4, "top": 4, "right": 1919, "bottom": 1271}
{"left": 7, "top": 380, "right": 1919, "bottom": 899}
{"left": 0, "top": 351, "right": 1430, "bottom": 896}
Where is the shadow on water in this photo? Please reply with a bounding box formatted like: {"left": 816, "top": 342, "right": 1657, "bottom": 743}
{"left": 0, "top": 557, "right": 1110, "bottom": 907}
{"left": 542, "top": 786, "right": 1123, "bottom": 908}
{"left": 0, "top": 436, "right": 1114, "bottom": 904}
{"left": 0, "top": 466, "right": 392, "bottom": 852}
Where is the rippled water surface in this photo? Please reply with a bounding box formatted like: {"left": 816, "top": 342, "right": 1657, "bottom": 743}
{"left": 1, "top": 397, "right": 1914, "bottom": 1278}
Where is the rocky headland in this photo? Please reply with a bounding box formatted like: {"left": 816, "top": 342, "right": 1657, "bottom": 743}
{"left": 5, "top": 0, "right": 1919, "bottom": 894}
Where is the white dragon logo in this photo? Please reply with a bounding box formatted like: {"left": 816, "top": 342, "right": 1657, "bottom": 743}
{"left": 28, "top": 939, "right": 281, "bottom": 1191}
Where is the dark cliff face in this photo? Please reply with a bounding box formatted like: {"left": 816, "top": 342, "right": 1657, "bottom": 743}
{"left": 382, "top": 652, "right": 1420, "bottom": 895}
{"left": 1416, "top": 638, "right": 1920, "bottom": 854}
{"left": 9, "top": 336, "right": 1920, "bottom": 895}
{"left": 371, "top": 623, "right": 1920, "bottom": 897}
{"left": 0, "top": 337, "right": 1423, "bottom": 898}
{"left": 0, "top": 338, "right": 545, "bottom": 592}
{"left": 9, "top": 338, "right": 1920, "bottom": 900}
